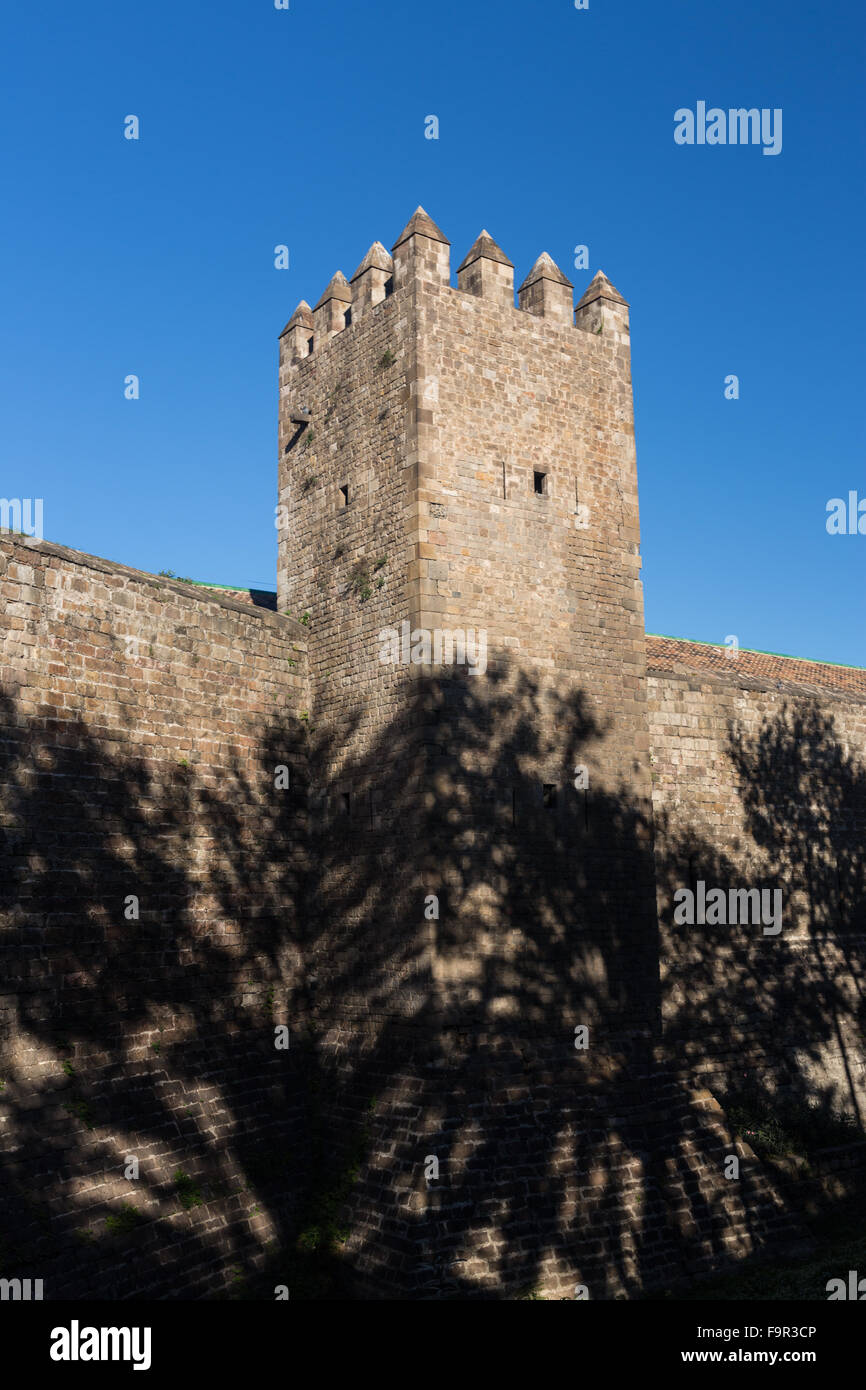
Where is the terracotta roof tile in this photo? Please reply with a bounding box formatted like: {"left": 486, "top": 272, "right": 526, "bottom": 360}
{"left": 646, "top": 634, "right": 866, "bottom": 701}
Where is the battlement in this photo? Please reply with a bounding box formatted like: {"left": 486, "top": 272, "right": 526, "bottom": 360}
{"left": 279, "top": 207, "right": 629, "bottom": 365}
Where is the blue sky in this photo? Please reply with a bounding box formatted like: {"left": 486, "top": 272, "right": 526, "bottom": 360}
{"left": 2, "top": 0, "right": 863, "bottom": 665}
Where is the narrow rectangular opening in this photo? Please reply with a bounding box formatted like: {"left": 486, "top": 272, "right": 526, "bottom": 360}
{"left": 534, "top": 471, "right": 547, "bottom": 496}
{"left": 340, "top": 792, "right": 351, "bottom": 816}
{"left": 307, "top": 335, "right": 314, "bottom": 355}
{"left": 543, "top": 784, "right": 557, "bottom": 809}
{"left": 339, "top": 484, "right": 349, "bottom": 507}
{"left": 384, "top": 276, "right": 394, "bottom": 299}
{"left": 343, "top": 307, "right": 352, "bottom": 328}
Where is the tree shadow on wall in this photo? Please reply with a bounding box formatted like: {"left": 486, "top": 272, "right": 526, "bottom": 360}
{"left": 0, "top": 688, "right": 311, "bottom": 1298}
{"left": 284, "top": 668, "right": 866, "bottom": 1299}
{"left": 655, "top": 700, "right": 866, "bottom": 1122}
{"left": 0, "top": 673, "right": 863, "bottom": 1301}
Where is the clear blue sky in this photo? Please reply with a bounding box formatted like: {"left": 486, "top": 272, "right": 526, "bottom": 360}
{"left": 2, "top": 0, "right": 863, "bottom": 666}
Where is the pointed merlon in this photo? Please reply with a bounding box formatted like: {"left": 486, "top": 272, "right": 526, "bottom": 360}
{"left": 456, "top": 230, "right": 514, "bottom": 274}
{"left": 350, "top": 241, "right": 394, "bottom": 283}
{"left": 313, "top": 271, "right": 352, "bottom": 310}
{"left": 576, "top": 270, "right": 629, "bottom": 309}
{"left": 518, "top": 253, "right": 573, "bottom": 292}
{"left": 392, "top": 206, "right": 450, "bottom": 250}
{"left": 279, "top": 300, "right": 314, "bottom": 338}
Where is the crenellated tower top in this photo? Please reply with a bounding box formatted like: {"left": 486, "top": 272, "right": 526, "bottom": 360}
{"left": 279, "top": 206, "right": 628, "bottom": 364}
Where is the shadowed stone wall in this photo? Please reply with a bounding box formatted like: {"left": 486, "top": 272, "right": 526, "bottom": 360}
{"left": 648, "top": 638, "right": 866, "bottom": 1119}
{"left": 0, "top": 535, "right": 311, "bottom": 1298}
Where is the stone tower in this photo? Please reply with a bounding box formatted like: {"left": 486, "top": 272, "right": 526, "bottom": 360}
{"left": 277, "top": 209, "right": 661, "bottom": 1296}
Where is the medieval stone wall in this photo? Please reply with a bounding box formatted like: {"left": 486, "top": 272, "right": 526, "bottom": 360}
{"left": 0, "top": 535, "right": 311, "bottom": 1298}
{"left": 647, "top": 638, "right": 866, "bottom": 1118}
{"left": 412, "top": 232, "right": 655, "bottom": 1039}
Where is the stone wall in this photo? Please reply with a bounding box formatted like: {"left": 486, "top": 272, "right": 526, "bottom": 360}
{"left": 647, "top": 636, "right": 866, "bottom": 1116}
{"left": 413, "top": 228, "right": 655, "bottom": 1039}
{"left": 0, "top": 535, "right": 312, "bottom": 1298}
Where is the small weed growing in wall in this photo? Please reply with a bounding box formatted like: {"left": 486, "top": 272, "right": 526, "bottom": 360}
{"left": 173, "top": 1168, "right": 204, "bottom": 1210}
{"left": 226, "top": 1051, "right": 373, "bottom": 1300}
{"left": 376, "top": 577, "right": 385, "bottom": 589}
{"left": 158, "top": 569, "right": 194, "bottom": 583}
{"left": 289, "top": 1067, "right": 372, "bottom": 1288}
{"left": 349, "top": 562, "right": 372, "bottom": 601}
{"left": 105, "top": 1203, "right": 143, "bottom": 1237}
{"left": 299, "top": 611, "right": 310, "bottom": 626}
{"left": 373, "top": 555, "right": 387, "bottom": 571}
{"left": 61, "top": 1059, "right": 76, "bottom": 1079}
{"left": 721, "top": 1082, "right": 861, "bottom": 1160}
{"left": 378, "top": 348, "right": 396, "bottom": 369}
{"left": 64, "top": 1098, "right": 94, "bottom": 1130}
